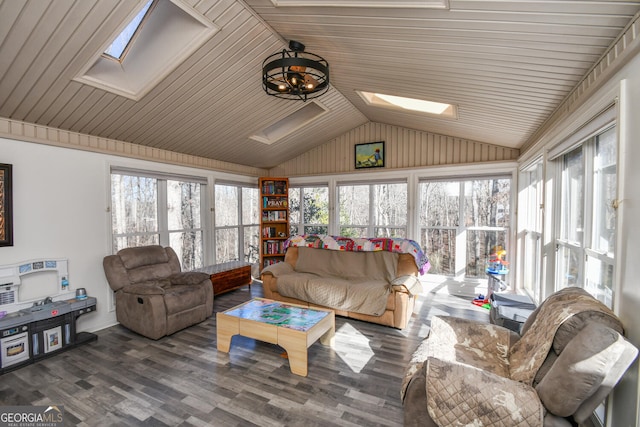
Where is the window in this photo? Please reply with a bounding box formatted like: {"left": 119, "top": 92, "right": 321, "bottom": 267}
{"left": 555, "top": 125, "right": 617, "bottom": 307}
{"left": 419, "top": 177, "right": 511, "bottom": 278}
{"left": 556, "top": 147, "right": 584, "bottom": 288}
{"left": 214, "top": 183, "right": 259, "bottom": 264}
{"left": 103, "top": 0, "right": 155, "bottom": 61}
{"left": 338, "top": 182, "right": 407, "bottom": 238}
{"left": 419, "top": 181, "right": 459, "bottom": 275}
{"left": 289, "top": 185, "right": 329, "bottom": 235}
{"left": 76, "top": 0, "right": 218, "bottom": 100}
{"left": 356, "top": 91, "right": 457, "bottom": 119}
{"left": 519, "top": 160, "right": 544, "bottom": 302}
{"left": 110, "top": 170, "right": 205, "bottom": 270}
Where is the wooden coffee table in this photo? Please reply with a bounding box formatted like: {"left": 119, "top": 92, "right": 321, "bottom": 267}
{"left": 216, "top": 298, "right": 335, "bottom": 376}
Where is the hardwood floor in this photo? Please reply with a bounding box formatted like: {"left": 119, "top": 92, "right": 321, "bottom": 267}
{"left": 0, "top": 281, "right": 490, "bottom": 426}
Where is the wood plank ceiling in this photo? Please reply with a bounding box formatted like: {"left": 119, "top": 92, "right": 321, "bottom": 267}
{"left": 1, "top": 0, "right": 639, "bottom": 169}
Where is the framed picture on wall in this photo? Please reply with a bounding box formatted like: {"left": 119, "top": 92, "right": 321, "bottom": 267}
{"left": 355, "top": 141, "right": 385, "bottom": 169}
{"left": 0, "top": 163, "right": 13, "bottom": 247}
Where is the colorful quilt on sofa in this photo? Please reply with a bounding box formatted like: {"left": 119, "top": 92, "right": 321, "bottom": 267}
{"left": 284, "top": 234, "right": 430, "bottom": 274}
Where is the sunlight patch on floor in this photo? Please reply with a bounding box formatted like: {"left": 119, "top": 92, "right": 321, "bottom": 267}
{"left": 419, "top": 274, "right": 490, "bottom": 299}
{"left": 335, "top": 322, "right": 374, "bottom": 373}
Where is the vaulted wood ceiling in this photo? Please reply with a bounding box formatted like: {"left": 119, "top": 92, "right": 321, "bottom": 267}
{"left": 1, "top": 0, "right": 639, "bottom": 169}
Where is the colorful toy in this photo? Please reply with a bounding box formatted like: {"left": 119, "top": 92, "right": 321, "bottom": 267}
{"left": 487, "top": 245, "right": 509, "bottom": 273}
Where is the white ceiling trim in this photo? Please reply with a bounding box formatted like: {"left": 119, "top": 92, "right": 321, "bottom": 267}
{"left": 269, "top": 0, "right": 449, "bottom": 9}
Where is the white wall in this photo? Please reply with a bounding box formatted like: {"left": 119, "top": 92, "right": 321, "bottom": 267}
{"left": 1, "top": 138, "right": 114, "bottom": 333}
{"left": 0, "top": 137, "right": 256, "bottom": 334}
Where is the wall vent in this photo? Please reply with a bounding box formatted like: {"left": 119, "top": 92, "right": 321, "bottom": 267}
{"left": 0, "top": 287, "right": 16, "bottom": 306}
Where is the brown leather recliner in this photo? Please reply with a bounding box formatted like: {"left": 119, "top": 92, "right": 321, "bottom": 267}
{"left": 103, "top": 245, "right": 213, "bottom": 340}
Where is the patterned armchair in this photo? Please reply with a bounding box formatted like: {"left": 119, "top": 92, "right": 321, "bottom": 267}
{"left": 401, "top": 287, "right": 638, "bottom": 426}
{"left": 103, "top": 245, "right": 213, "bottom": 340}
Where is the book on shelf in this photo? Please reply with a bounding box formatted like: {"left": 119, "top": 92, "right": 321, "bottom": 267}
{"left": 263, "top": 240, "right": 284, "bottom": 255}
{"left": 262, "top": 210, "right": 287, "bottom": 222}
{"left": 261, "top": 180, "right": 287, "bottom": 195}
{"left": 262, "top": 226, "right": 287, "bottom": 238}
{"left": 274, "top": 180, "right": 286, "bottom": 194}
{"left": 259, "top": 177, "right": 289, "bottom": 271}
{"left": 263, "top": 258, "right": 283, "bottom": 268}
{"left": 263, "top": 196, "right": 287, "bottom": 208}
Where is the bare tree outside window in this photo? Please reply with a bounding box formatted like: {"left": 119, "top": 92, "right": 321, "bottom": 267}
{"left": 289, "top": 186, "right": 329, "bottom": 235}
{"left": 111, "top": 174, "right": 159, "bottom": 251}
{"left": 339, "top": 182, "right": 407, "bottom": 238}
{"left": 168, "top": 180, "right": 202, "bottom": 270}
{"left": 110, "top": 173, "right": 205, "bottom": 270}
{"left": 215, "top": 185, "right": 239, "bottom": 263}
{"left": 339, "top": 185, "right": 370, "bottom": 237}
{"left": 464, "top": 179, "right": 510, "bottom": 276}
{"left": 373, "top": 183, "right": 406, "bottom": 237}
{"left": 419, "top": 181, "right": 459, "bottom": 274}
{"left": 419, "top": 178, "right": 511, "bottom": 278}
{"left": 242, "top": 187, "right": 260, "bottom": 263}
{"left": 214, "top": 183, "right": 260, "bottom": 264}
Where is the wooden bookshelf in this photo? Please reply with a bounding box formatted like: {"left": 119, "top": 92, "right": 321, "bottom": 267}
{"left": 259, "top": 177, "right": 289, "bottom": 270}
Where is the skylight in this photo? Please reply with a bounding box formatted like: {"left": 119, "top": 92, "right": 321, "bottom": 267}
{"left": 357, "top": 90, "right": 458, "bottom": 119}
{"left": 103, "top": 0, "right": 154, "bottom": 61}
{"left": 76, "top": 0, "right": 218, "bottom": 101}
{"left": 250, "top": 101, "right": 329, "bottom": 144}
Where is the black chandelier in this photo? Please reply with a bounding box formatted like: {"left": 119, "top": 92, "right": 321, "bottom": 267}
{"left": 262, "top": 40, "right": 330, "bottom": 101}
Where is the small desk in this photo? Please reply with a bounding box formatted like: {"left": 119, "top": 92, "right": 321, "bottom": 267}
{"left": 195, "top": 261, "right": 252, "bottom": 296}
{"left": 217, "top": 298, "right": 335, "bottom": 376}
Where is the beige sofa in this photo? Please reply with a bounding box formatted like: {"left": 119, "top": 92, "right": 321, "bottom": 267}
{"left": 260, "top": 246, "right": 422, "bottom": 329}
{"left": 401, "top": 287, "right": 638, "bottom": 426}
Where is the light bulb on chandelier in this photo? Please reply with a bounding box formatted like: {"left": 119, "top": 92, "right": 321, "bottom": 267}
{"left": 262, "top": 40, "right": 330, "bottom": 101}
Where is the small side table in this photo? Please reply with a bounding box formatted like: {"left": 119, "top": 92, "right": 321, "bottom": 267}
{"left": 194, "top": 261, "right": 252, "bottom": 296}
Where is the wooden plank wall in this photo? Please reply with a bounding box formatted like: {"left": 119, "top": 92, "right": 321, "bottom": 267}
{"left": 269, "top": 122, "right": 520, "bottom": 177}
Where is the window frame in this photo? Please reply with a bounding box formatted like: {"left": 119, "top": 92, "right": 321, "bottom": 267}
{"left": 552, "top": 120, "right": 617, "bottom": 308}
{"left": 103, "top": 0, "right": 157, "bottom": 62}
{"left": 289, "top": 184, "right": 330, "bottom": 236}
{"left": 336, "top": 180, "right": 408, "bottom": 238}
{"left": 213, "top": 182, "right": 260, "bottom": 264}
{"left": 518, "top": 159, "right": 544, "bottom": 303}
{"left": 109, "top": 168, "right": 207, "bottom": 270}
{"left": 418, "top": 176, "right": 512, "bottom": 278}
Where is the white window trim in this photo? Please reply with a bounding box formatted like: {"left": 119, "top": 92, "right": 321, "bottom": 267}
{"left": 551, "top": 108, "right": 618, "bottom": 308}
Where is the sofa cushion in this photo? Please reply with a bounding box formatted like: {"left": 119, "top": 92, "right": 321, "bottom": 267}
{"left": 118, "top": 245, "right": 170, "bottom": 269}
{"left": 277, "top": 272, "right": 390, "bottom": 316}
{"left": 127, "top": 263, "right": 174, "bottom": 284}
{"left": 428, "top": 316, "right": 515, "bottom": 377}
{"left": 425, "top": 357, "right": 543, "bottom": 426}
{"left": 261, "top": 261, "right": 294, "bottom": 278}
{"left": 535, "top": 322, "right": 633, "bottom": 417}
{"left": 294, "top": 247, "right": 397, "bottom": 282}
